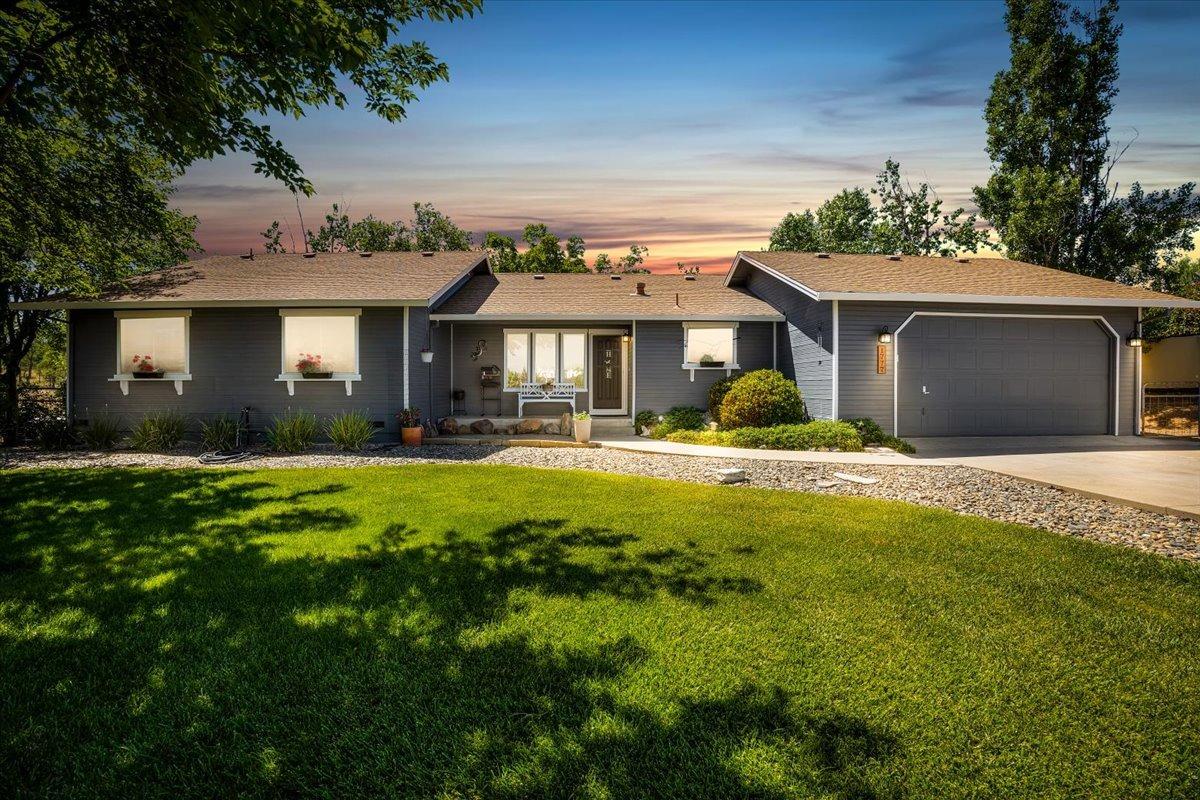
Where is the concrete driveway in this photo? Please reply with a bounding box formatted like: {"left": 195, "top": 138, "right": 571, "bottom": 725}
{"left": 909, "top": 436, "right": 1200, "bottom": 519}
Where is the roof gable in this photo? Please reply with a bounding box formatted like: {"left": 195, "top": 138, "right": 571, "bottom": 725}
{"left": 727, "top": 251, "right": 1199, "bottom": 308}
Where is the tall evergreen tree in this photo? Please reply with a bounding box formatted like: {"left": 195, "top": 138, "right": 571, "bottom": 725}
{"left": 974, "top": 0, "right": 1199, "bottom": 281}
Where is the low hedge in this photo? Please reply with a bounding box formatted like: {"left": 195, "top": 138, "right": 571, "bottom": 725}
{"left": 665, "top": 420, "right": 864, "bottom": 452}
{"left": 845, "top": 417, "right": 916, "bottom": 453}
{"left": 649, "top": 406, "right": 705, "bottom": 439}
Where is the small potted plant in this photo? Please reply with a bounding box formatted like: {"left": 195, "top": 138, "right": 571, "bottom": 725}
{"left": 573, "top": 411, "right": 592, "bottom": 444}
{"left": 397, "top": 407, "right": 423, "bottom": 446}
{"left": 699, "top": 353, "right": 724, "bottom": 368}
{"left": 296, "top": 353, "right": 332, "bottom": 379}
{"left": 131, "top": 354, "right": 165, "bottom": 378}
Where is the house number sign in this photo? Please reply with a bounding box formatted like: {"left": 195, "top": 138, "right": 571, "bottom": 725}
{"left": 876, "top": 345, "right": 887, "bottom": 374}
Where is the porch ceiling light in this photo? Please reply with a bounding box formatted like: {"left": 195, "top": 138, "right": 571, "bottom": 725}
{"left": 878, "top": 327, "right": 892, "bottom": 344}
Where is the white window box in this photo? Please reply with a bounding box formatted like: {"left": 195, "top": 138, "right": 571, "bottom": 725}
{"left": 276, "top": 372, "right": 362, "bottom": 396}
{"left": 680, "top": 364, "right": 740, "bottom": 381}
{"left": 110, "top": 373, "right": 192, "bottom": 395}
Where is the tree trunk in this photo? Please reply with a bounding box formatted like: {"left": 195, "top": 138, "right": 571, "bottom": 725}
{"left": 0, "top": 359, "right": 19, "bottom": 447}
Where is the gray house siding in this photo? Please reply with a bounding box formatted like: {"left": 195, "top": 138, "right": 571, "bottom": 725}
{"left": 743, "top": 269, "right": 834, "bottom": 419}
{"left": 69, "top": 306, "right": 412, "bottom": 436}
{"left": 407, "top": 307, "right": 455, "bottom": 419}
{"left": 837, "top": 301, "right": 1139, "bottom": 436}
{"left": 633, "top": 321, "right": 774, "bottom": 415}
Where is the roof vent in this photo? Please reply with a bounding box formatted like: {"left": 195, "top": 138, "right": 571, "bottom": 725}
{"left": 359, "top": 251, "right": 373, "bottom": 257}
{"left": 610, "top": 274, "right": 622, "bottom": 280}
{"left": 886, "top": 254, "right": 901, "bottom": 261}
{"left": 956, "top": 257, "right": 970, "bottom": 263}
{"left": 302, "top": 252, "right": 316, "bottom": 259}
{"left": 533, "top": 273, "right": 545, "bottom": 280}
{"left": 684, "top": 275, "right": 696, "bottom": 281}
{"left": 815, "top": 252, "right": 830, "bottom": 259}
{"left": 635, "top": 281, "right": 647, "bottom": 296}
{"left": 421, "top": 250, "right": 434, "bottom": 257}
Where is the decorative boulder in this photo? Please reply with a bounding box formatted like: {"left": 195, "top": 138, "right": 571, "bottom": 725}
{"left": 470, "top": 419, "right": 494, "bottom": 435}
{"left": 439, "top": 417, "right": 459, "bottom": 435}
{"left": 559, "top": 412, "right": 572, "bottom": 434}
{"left": 543, "top": 422, "right": 560, "bottom": 435}
{"left": 516, "top": 419, "right": 543, "bottom": 434}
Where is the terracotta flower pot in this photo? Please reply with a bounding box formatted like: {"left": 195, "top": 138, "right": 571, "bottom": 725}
{"left": 401, "top": 426, "right": 423, "bottom": 447}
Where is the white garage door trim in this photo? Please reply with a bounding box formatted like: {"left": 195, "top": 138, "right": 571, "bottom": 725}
{"left": 892, "top": 312, "right": 1120, "bottom": 437}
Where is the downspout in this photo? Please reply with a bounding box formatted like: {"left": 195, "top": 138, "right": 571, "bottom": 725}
{"left": 403, "top": 307, "right": 410, "bottom": 409}
{"left": 1135, "top": 307, "right": 1142, "bottom": 435}
{"left": 65, "top": 310, "right": 73, "bottom": 422}
{"left": 831, "top": 300, "right": 839, "bottom": 420}
{"left": 631, "top": 319, "right": 637, "bottom": 419}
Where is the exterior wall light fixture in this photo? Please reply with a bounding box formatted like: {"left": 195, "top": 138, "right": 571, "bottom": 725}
{"left": 878, "top": 327, "right": 893, "bottom": 344}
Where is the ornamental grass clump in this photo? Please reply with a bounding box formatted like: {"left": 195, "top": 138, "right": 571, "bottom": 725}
{"left": 130, "top": 411, "right": 189, "bottom": 451}
{"left": 266, "top": 410, "right": 318, "bottom": 453}
{"left": 327, "top": 410, "right": 376, "bottom": 451}
{"left": 79, "top": 412, "right": 122, "bottom": 450}
{"left": 200, "top": 414, "right": 242, "bottom": 451}
{"left": 718, "top": 370, "right": 805, "bottom": 430}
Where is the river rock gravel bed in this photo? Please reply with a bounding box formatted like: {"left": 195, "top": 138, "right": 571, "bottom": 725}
{"left": 3, "top": 445, "right": 1197, "bottom": 562}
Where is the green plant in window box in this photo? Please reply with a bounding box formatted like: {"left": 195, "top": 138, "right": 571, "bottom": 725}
{"left": 131, "top": 354, "right": 165, "bottom": 378}
{"left": 698, "top": 353, "right": 724, "bottom": 368}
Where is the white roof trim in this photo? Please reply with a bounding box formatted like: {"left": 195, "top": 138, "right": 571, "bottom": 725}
{"left": 430, "top": 313, "right": 783, "bottom": 322}
{"left": 726, "top": 254, "right": 821, "bottom": 299}
{"left": 427, "top": 255, "right": 491, "bottom": 308}
{"left": 821, "top": 291, "right": 1199, "bottom": 308}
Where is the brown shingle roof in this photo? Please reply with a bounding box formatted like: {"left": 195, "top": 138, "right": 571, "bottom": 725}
{"left": 731, "top": 251, "right": 1198, "bottom": 308}
{"left": 22, "top": 252, "right": 488, "bottom": 308}
{"left": 432, "top": 273, "right": 782, "bottom": 319}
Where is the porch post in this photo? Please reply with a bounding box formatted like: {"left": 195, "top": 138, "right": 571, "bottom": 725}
{"left": 403, "top": 306, "right": 410, "bottom": 408}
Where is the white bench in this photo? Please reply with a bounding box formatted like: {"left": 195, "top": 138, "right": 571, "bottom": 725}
{"left": 517, "top": 382, "right": 577, "bottom": 416}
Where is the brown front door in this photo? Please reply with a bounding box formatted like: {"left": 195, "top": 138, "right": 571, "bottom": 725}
{"left": 591, "top": 335, "right": 623, "bottom": 410}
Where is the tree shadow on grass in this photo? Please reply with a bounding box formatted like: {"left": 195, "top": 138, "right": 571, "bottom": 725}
{"left": 0, "top": 469, "right": 903, "bottom": 798}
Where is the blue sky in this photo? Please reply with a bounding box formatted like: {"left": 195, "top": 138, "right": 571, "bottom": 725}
{"left": 177, "top": 0, "right": 1200, "bottom": 270}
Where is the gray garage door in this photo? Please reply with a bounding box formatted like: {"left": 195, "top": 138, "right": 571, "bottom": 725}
{"left": 897, "top": 315, "right": 1111, "bottom": 436}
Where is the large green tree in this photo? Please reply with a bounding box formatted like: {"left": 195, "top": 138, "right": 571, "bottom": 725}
{"left": 973, "top": 0, "right": 1200, "bottom": 282}
{"left": 769, "top": 161, "right": 982, "bottom": 256}
{"left": 2, "top": 0, "right": 482, "bottom": 194}
{"left": 483, "top": 225, "right": 590, "bottom": 273}
{"left": 0, "top": 119, "right": 197, "bottom": 443}
{"left": 282, "top": 202, "right": 474, "bottom": 253}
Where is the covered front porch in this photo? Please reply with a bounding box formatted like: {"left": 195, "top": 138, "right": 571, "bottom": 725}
{"left": 432, "top": 320, "right": 635, "bottom": 420}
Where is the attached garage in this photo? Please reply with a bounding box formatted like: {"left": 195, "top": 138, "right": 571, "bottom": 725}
{"left": 895, "top": 314, "right": 1115, "bottom": 436}
{"left": 723, "top": 251, "right": 1200, "bottom": 438}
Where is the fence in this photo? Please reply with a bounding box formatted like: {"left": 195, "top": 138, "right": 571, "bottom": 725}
{"left": 1142, "top": 387, "right": 1200, "bottom": 438}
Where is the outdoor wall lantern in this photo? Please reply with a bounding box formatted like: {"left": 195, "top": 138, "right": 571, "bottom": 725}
{"left": 621, "top": 331, "right": 631, "bottom": 343}
{"left": 420, "top": 347, "right": 434, "bottom": 363}
{"left": 878, "top": 326, "right": 893, "bottom": 344}
{"left": 1126, "top": 330, "right": 1143, "bottom": 348}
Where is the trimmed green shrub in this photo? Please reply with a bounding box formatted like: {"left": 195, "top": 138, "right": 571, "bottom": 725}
{"left": 634, "top": 409, "right": 658, "bottom": 435}
{"left": 664, "top": 420, "right": 864, "bottom": 452}
{"left": 719, "top": 370, "right": 805, "bottom": 429}
{"left": 706, "top": 376, "right": 738, "bottom": 427}
{"left": 80, "top": 412, "right": 122, "bottom": 450}
{"left": 846, "top": 416, "right": 916, "bottom": 453}
{"left": 326, "top": 410, "right": 376, "bottom": 451}
{"left": 34, "top": 418, "right": 77, "bottom": 450}
{"left": 266, "top": 410, "right": 318, "bottom": 453}
{"left": 130, "top": 411, "right": 189, "bottom": 451}
{"left": 200, "top": 414, "right": 242, "bottom": 451}
{"left": 649, "top": 406, "right": 705, "bottom": 439}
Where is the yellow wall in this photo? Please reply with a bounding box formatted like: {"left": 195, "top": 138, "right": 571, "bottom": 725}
{"left": 1144, "top": 336, "right": 1200, "bottom": 387}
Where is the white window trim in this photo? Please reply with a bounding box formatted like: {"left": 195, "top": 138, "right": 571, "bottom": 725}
{"left": 277, "top": 308, "right": 362, "bottom": 396}
{"left": 681, "top": 321, "right": 739, "bottom": 381}
{"left": 501, "top": 329, "right": 590, "bottom": 392}
{"left": 110, "top": 310, "right": 192, "bottom": 396}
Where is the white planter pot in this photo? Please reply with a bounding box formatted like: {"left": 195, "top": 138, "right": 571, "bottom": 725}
{"left": 573, "top": 418, "right": 591, "bottom": 443}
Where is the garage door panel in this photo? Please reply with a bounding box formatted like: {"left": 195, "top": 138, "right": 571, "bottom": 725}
{"left": 899, "top": 315, "right": 1110, "bottom": 436}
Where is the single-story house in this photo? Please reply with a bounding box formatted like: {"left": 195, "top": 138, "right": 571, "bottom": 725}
{"left": 21, "top": 249, "right": 1199, "bottom": 438}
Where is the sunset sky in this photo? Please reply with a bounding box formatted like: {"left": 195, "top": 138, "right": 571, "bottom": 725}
{"left": 177, "top": 0, "right": 1200, "bottom": 272}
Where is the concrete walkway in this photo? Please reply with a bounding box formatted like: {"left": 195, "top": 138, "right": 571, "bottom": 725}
{"left": 595, "top": 434, "right": 1200, "bottom": 519}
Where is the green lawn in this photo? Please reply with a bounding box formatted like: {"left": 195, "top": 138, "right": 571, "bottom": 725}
{"left": 1, "top": 465, "right": 1198, "bottom": 798}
